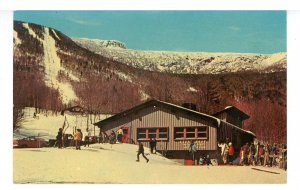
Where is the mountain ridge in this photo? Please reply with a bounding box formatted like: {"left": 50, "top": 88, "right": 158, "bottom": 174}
{"left": 73, "top": 37, "right": 286, "bottom": 74}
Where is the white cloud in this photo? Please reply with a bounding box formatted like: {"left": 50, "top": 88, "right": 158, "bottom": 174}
{"left": 66, "top": 17, "right": 101, "bottom": 26}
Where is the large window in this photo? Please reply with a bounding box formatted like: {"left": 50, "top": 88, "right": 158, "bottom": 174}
{"left": 174, "top": 126, "right": 208, "bottom": 140}
{"left": 137, "top": 128, "right": 168, "bottom": 140}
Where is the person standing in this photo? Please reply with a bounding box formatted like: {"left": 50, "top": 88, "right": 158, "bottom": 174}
{"left": 117, "top": 128, "right": 123, "bottom": 143}
{"left": 110, "top": 131, "right": 116, "bottom": 144}
{"left": 56, "top": 128, "right": 63, "bottom": 148}
{"left": 264, "top": 144, "right": 270, "bottom": 166}
{"left": 239, "top": 147, "right": 245, "bottom": 165}
{"left": 259, "top": 144, "right": 265, "bottom": 166}
{"left": 228, "top": 142, "right": 234, "bottom": 164}
{"left": 74, "top": 129, "right": 82, "bottom": 150}
{"left": 149, "top": 138, "right": 157, "bottom": 154}
{"left": 136, "top": 142, "right": 149, "bottom": 163}
{"left": 189, "top": 140, "right": 197, "bottom": 165}
{"left": 243, "top": 142, "right": 249, "bottom": 165}
{"left": 218, "top": 141, "right": 228, "bottom": 164}
{"left": 99, "top": 131, "right": 103, "bottom": 144}
{"left": 84, "top": 130, "right": 91, "bottom": 147}
{"left": 79, "top": 129, "right": 83, "bottom": 145}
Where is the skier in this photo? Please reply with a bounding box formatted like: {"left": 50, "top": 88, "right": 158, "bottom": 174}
{"left": 136, "top": 142, "right": 149, "bottom": 163}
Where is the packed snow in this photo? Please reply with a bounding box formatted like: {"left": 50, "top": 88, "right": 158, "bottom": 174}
{"left": 13, "top": 143, "right": 286, "bottom": 184}
{"left": 74, "top": 38, "right": 287, "bottom": 74}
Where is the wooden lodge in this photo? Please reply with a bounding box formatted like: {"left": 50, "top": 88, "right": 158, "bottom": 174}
{"left": 94, "top": 100, "right": 256, "bottom": 160}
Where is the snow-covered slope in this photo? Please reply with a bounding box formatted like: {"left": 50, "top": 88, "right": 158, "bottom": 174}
{"left": 15, "top": 23, "right": 80, "bottom": 104}
{"left": 74, "top": 38, "right": 287, "bottom": 74}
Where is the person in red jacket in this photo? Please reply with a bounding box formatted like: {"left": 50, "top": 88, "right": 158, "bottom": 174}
{"left": 258, "top": 145, "right": 265, "bottom": 166}
{"left": 228, "top": 142, "right": 234, "bottom": 164}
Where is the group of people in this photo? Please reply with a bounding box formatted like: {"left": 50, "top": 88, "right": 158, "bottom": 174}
{"left": 55, "top": 128, "right": 92, "bottom": 150}
{"left": 218, "top": 141, "right": 235, "bottom": 165}
{"left": 218, "top": 140, "right": 287, "bottom": 170}
{"left": 99, "top": 128, "right": 123, "bottom": 144}
{"left": 188, "top": 140, "right": 214, "bottom": 166}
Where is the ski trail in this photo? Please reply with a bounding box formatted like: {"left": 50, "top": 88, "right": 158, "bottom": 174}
{"left": 42, "top": 28, "right": 78, "bottom": 104}
{"left": 22, "top": 23, "right": 78, "bottom": 105}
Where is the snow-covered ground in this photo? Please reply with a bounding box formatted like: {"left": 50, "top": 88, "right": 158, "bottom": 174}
{"left": 14, "top": 107, "right": 111, "bottom": 140}
{"left": 13, "top": 143, "right": 286, "bottom": 184}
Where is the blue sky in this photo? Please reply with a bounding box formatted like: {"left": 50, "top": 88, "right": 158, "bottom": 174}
{"left": 14, "top": 11, "right": 286, "bottom": 54}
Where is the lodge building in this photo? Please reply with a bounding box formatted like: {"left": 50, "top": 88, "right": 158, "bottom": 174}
{"left": 94, "top": 99, "right": 256, "bottom": 159}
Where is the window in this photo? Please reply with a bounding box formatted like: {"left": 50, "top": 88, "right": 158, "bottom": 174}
{"left": 158, "top": 128, "right": 168, "bottom": 139}
{"left": 186, "top": 127, "right": 196, "bottom": 138}
{"left": 148, "top": 128, "right": 156, "bottom": 139}
{"left": 137, "top": 128, "right": 146, "bottom": 139}
{"left": 174, "top": 126, "right": 208, "bottom": 140}
{"left": 137, "top": 128, "right": 168, "bottom": 140}
{"left": 174, "top": 127, "right": 184, "bottom": 139}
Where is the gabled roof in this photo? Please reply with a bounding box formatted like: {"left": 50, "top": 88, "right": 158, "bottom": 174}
{"left": 94, "top": 99, "right": 220, "bottom": 127}
{"left": 94, "top": 99, "right": 255, "bottom": 137}
{"left": 219, "top": 120, "right": 256, "bottom": 137}
{"left": 213, "top": 106, "right": 250, "bottom": 121}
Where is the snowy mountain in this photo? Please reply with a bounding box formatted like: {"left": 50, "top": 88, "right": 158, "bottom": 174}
{"left": 73, "top": 38, "right": 287, "bottom": 74}
{"left": 74, "top": 38, "right": 127, "bottom": 49}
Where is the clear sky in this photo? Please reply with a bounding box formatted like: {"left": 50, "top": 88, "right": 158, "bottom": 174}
{"left": 14, "top": 11, "right": 286, "bottom": 54}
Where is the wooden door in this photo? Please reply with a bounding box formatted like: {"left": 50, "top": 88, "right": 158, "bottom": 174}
{"left": 122, "top": 127, "right": 130, "bottom": 143}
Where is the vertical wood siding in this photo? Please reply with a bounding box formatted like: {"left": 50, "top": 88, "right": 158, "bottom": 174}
{"left": 101, "top": 106, "right": 217, "bottom": 151}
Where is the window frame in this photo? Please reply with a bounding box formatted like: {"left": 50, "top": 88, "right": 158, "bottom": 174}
{"left": 137, "top": 127, "right": 169, "bottom": 141}
{"left": 174, "top": 126, "right": 209, "bottom": 140}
